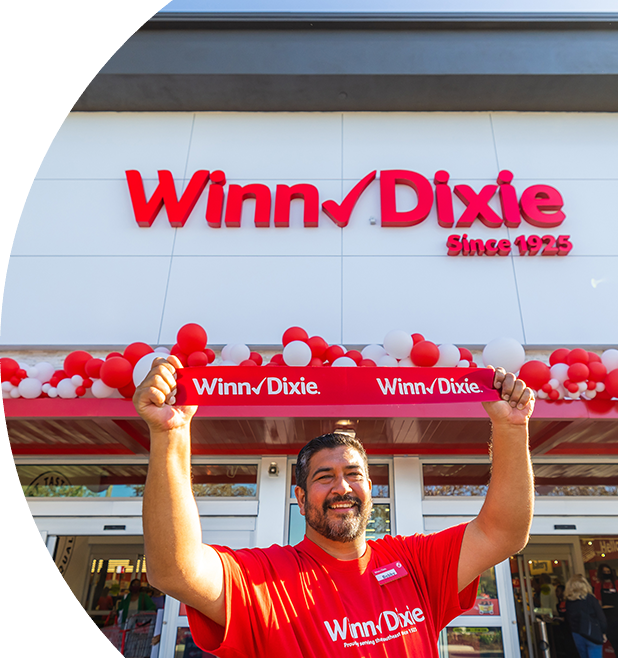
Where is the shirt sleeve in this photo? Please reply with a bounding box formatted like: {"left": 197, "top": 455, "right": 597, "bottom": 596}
{"left": 406, "top": 523, "right": 480, "bottom": 630}
{"left": 186, "top": 546, "right": 273, "bottom": 658}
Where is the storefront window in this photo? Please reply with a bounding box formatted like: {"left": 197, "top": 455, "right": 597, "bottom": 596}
{"left": 18, "top": 463, "right": 258, "bottom": 498}
{"left": 440, "top": 627, "right": 504, "bottom": 658}
{"left": 581, "top": 536, "right": 618, "bottom": 590}
{"left": 0, "top": 551, "right": 35, "bottom": 616}
{"left": 423, "top": 463, "right": 618, "bottom": 497}
{"left": 175, "top": 627, "right": 216, "bottom": 657}
{"left": 463, "top": 568, "right": 500, "bottom": 617}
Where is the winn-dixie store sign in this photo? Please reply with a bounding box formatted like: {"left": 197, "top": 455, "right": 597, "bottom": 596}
{"left": 175, "top": 366, "right": 498, "bottom": 406}
{"left": 127, "top": 169, "right": 570, "bottom": 257}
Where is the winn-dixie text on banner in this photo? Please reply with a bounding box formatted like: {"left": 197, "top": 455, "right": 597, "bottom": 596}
{"left": 175, "top": 367, "right": 499, "bottom": 406}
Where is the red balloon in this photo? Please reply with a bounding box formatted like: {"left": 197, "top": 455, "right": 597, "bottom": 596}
{"left": 64, "top": 350, "right": 92, "bottom": 378}
{"left": 124, "top": 342, "right": 153, "bottom": 366}
{"left": 459, "top": 347, "right": 473, "bottom": 362}
{"left": 17, "top": 369, "right": 27, "bottom": 379}
{"left": 345, "top": 350, "right": 363, "bottom": 365}
{"left": 270, "top": 354, "right": 284, "bottom": 365}
{"left": 588, "top": 361, "right": 607, "bottom": 382}
{"left": 587, "top": 381, "right": 596, "bottom": 391}
{"left": 567, "top": 348, "right": 589, "bottom": 365}
{"left": 307, "top": 336, "right": 328, "bottom": 359}
{"left": 411, "top": 333, "right": 425, "bottom": 345}
{"left": 548, "top": 390, "right": 560, "bottom": 401}
{"left": 106, "top": 352, "right": 123, "bottom": 360}
{"left": 85, "top": 358, "right": 104, "bottom": 379}
{"left": 83, "top": 378, "right": 93, "bottom": 389}
{"left": 360, "top": 359, "right": 377, "bottom": 367}
{"left": 239, "top": 359, "right": 257, "bottom": 366}
{"left": 75, "top": 386, "right": 86, "bottom": 397}
{"left": 549, "top": 348, "right": 570, "bottom": 366}
{"left": 10, "top": 376, "right": 20, "bottom": 386}
{"left": 411, "top": 341, "right": 440, "bottom": 367}
{"left": 100, "top": 357, "right": 133, "bottom": 389}
{"left": 177, "top": 323, "right": 207, "bottom": 354}
{"left": 249, "top": 351, "right": 263, "bottom": 366}
{"left": 0, "top": 357, "right": 19, "bottom": 382}
{"left": 187, "top": 351, "right": 209, "bottom": 367}
{"left": 282, "top": 326, "right": 309, "bottom": 346}
{"left": 170, "top": 344, "right": 188, "bottom": 366}
{"left": 567, "top": 362, "right": 589, "bottom": 383}
{"left": 323, "top": 345, "right": 344, "bottom": 364}
{"left": 204, "top": 348, "right": 216, "bottom": 364}
{"left": 605, "top": 370, "right": 618, "bottom": 398}
{"left": 519, "top": 361, "right": 552, "bottom": 390}
{"left": 566, "top": 381, "right": 580, "bottom": 393}
{"left": 310, "top": 357, "right": 324, "bottom": 367}
{"left": 118, "top": 382, "right": 136, "bottom": 399}
{"left": 587, "top": 351, "right": 601, "bottom": 363}
{"left": 541, "top": 383, "right": 553, "bottom": 394}
{"left": 596, "top": 388, "right": 612, "bottom": 400}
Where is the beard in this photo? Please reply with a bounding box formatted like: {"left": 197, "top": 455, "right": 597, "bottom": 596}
{"left": 304, "top": 492, "right": 372, "bottom": 543}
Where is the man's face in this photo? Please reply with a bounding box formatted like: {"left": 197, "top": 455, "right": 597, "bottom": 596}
{"left": 296, "top": 446, "right": 372, "bottom": 543}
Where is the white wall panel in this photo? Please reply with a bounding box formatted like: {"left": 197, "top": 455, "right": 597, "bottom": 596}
{"left": 2, "top": 256, "right": 170, "bottom": 345}
{"left": 0, "top": 112, "right": 45, "bottom": 179}
{"left": 491, "top": 113, "right": 618, "bottom": 179}
{"left": 515, "top": 255, "right": 618, "bottom": 345}
{"left": 12, "top": 180, "right": 176, "bottom": 257}
{"left": 173, "top": 179, "right": 342, "bottom": 257}
{"left": 341, "top": 255, "right": 524, "bottom": 346}
{"left": 159, "top": 255, "right": 343, "bottom": 345}
{"left": 36, "top": 113, "right": 194, "bottom": 180}
{"left": 187, "top": 113, "right": 343, "bottom": 180}
{"left": 342, "top": 113, "right": 499, "bottom": 180}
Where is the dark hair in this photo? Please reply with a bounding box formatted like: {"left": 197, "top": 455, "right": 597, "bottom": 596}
{"left": 295, "top": 432, "right": 369, "bottom": 492}
{"left": 597, "top": 563, "right": 616, "bottom": 583}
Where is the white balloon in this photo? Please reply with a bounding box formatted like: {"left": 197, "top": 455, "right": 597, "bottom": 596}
{"left": 27, "top": 366, "right": 39, "bottom": 379}
{"left": 230, "top": 343, "right": 251, "bottom": 365}
{"left": 548, "top": 378, "right": 560, "bottom": 389}
{"left": 550, "top": 363, "right": 569, "bottom": 383}
{"left": 585, "top": 390, "right": 597, "bottom": 399}
{"left": 221, "top": 344, "right": 235, "bottom": 361}
{"left": 47, "top": 387, "right": 58, "bottom": 398}
{"left": 1, "top": 381, "right": 12, "bottom": 392}
{"left": 71, "top": 375, "right": 84, "bottom": 386}
{"left": 10, "top": 388, "right": 21, "bottom": 398}
{"left": 133, "top": 352, "right": 161, "bottom": 387}
{"left": 91, "top": 379, "right": 115, "bottom": 398}
{"left": 2, "top": 390, "right": 10, "bottom": 399}
{"left": 378, "top": 355, "right": 399, "bottom": 367}
{"left": 578, "top": 382, "right": 588, "bottom": 392}
{"left": 332, "top": 356, "right": 357, "bottom": 367}
{"left": 383, "top": 330, "right": 413, "bottom": 359}
{"left": 601, "top": 349, "right": 618, "bottom": 372}
{"left": 283, "top": 340, "right": 312, "bottom": 367}
{"left": 18, "top": 377, "right": 43, "bottom": 399}
{"left": 457, "top": 359, "right": 470, "bottom": 368}
{"left": 436, "top": 344, "right": 460, "bottom": 368}
{"left": 154, "top": 346, "right": 171, "bottom": 354}
{"left": 57, "top": 378, "right": 77, "bottom": 399}
{"left": 219, "top": 360, "right": 237, "bottom": 366}
{"left": 361, "top": 344, "right": 387, "bottom": 362}
{"left": 34, "top": 362, "right": 55, "bottom": 383}
{"left": 42, "top": 383, "right": 51, "bottom": 394}
{"left": 482, "top": 337, "right": 525, "bottom": 373}
{"left": 537, "top": 390, "right": 549, "bottom": 399}
{"left": 596, "top": 382, "right": 606, "bottom": 392}
{"left": 398, "top": 357, "right": 414, "bottom": 367}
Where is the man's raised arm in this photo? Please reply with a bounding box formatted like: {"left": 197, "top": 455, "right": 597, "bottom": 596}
{"left": 457, "top": 367, "right": 535, "bottom": 591}
{"left": 134, "top": 356, "right": 226, "bottom": 626}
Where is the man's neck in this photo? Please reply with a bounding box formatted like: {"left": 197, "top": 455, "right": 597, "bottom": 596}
{"left": 305, "top": 526, "right": 367, "bottom": 561}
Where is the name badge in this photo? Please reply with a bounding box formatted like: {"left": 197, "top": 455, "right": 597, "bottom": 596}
{"left": 372, "top": 561, "right": 408, "bottom": 585}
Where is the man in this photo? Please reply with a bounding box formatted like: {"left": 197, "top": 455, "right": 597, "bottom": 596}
{"left": 135, "top": 355, "right": 534, "bottom": 657}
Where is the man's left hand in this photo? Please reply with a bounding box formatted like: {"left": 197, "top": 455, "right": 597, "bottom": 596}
{"left": 482, "top": 367, "right": 535, "bottom": 426}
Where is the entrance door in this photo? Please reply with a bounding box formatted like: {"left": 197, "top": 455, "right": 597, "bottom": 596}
{"left": 511, "top": 541, "right": 580, "bottom": 658}
{"left": 0, "top": 532, "right": 53, "bottom": 658}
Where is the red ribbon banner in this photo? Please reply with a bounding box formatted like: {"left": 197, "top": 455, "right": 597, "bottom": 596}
{"left": 175, "top": 366, "right": 499, "bottom": 407}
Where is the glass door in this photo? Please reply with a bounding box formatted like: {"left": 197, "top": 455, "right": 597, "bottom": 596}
{"left": 511, "top": 542, "right": 577, "bottom": 658}
{"left": 0, "top": 532, "right": 48, "bottom": 658}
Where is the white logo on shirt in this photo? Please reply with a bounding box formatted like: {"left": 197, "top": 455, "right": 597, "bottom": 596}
{"left": 323, "top": 607, "right": 425, "bottom": 642}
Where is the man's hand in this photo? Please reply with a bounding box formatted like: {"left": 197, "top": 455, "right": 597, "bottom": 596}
{"left": 133, "top": 355, "right": 197, "bottom": 434}
{"left": 482, "top": 366, "right": 535, "bottom": 426}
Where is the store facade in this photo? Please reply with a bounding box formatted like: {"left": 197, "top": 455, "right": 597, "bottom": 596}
{"left": 3, "top": 8, "right": 618, "bottom": 658}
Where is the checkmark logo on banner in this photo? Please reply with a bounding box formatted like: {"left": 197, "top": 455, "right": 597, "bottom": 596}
{"left": 252, "top": 378, "right": 268, "bottom": 395}
{"left": 426, "top": 379, "right": 437, "bottom": 394}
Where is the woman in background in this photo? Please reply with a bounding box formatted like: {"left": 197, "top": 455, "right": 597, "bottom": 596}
{"left": 595, "top": 563, "right": 618, "bottom": 656}
{"left": 565, "top": 574, "right": 607, "bottom": 658}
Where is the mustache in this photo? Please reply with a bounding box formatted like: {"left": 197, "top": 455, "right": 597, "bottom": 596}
{"left": 323, "top": 494, "right": 362, "bottom": 512}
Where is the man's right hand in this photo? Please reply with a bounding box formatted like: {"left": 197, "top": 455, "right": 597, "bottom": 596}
{"left": 133, "top": 355, "right": 198, "bottom": 434}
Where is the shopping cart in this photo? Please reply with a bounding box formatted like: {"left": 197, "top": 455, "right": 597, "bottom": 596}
{"left": 101, "top": 611, "right": 157, "bottom": 657}
{"left": 92, "top": 626, "right": 125, "bottom": 658}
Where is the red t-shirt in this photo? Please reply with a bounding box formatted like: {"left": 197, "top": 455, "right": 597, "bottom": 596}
{"left": 187, "top": 523, "right": 478, "bottom": 657}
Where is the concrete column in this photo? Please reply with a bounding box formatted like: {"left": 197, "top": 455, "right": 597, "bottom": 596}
{"left": 254, "top": 456, "right": 288, "bottom": 548}
{"left": 393, "top": 456, "right": 424, "bottom": 536}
